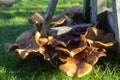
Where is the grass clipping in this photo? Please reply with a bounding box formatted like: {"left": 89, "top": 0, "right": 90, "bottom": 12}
{"left": 5, "top": 6, "right": 115, "bottom": 78}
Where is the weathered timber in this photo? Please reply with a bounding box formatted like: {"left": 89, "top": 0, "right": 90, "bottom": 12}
{"left": 97, "top": 0, "right": 107, "bottom": 14}
{"left": 83, "top": 0, "right": 91, "bottom": 22}
{"left": 107, "top": 7, "right": 114, "bottom": 32}
{"left": 84, "top": 0, "right": 107, "bottom": 24}
{"left": 90, "top": 0, "right": 97, "bottom": 24}
{"left": 48, "top": 24, "right": 93, "bottom": 35}
{"left": 41, "top": 0, "right": 58, "bottom": 37}
{"left": 112, "top": 0, "right": 120, "bottom": 50}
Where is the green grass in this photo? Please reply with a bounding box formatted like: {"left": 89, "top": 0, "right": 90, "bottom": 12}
{"left": 0, "top": 0, "right": 120, "bottom": 80}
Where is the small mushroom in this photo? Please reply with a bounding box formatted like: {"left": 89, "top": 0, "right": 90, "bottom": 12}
{"left": 64, "top": 6, "right": 85, "bottom": 23}
{"left": 5, "top": 29, "right": 40, "bottom": 58}
{"left": 15, "top": 48, "right": 41, "bottom": 59}
{"left": 59, "top": 58, "right": 92, "bottom": 78}
{"left": 85, "top": 27, "right": 115, "bottom": 48}
{"left": 5, "top": 42, "right": 19, "bottom": 52}
{"left": 50, "top": 14, "right": 67, "bottom": 27}
{"left": 85, "top": 49, "right": 107, "bottom": 65}
{"left": 28, "top": 12, "right": 44, "bottom": 24}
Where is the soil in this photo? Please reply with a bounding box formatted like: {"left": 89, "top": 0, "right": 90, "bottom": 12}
{"left": 0, "top": 0, "right": 17, "bottom": 9}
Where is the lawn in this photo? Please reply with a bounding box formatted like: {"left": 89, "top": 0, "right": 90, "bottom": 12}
{"left": 0, "top": 0, "right": 120, "bottom": 80}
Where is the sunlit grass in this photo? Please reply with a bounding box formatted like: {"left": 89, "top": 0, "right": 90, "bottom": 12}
{"left": 0, "top": 0, "right": 120, "bottom": 80}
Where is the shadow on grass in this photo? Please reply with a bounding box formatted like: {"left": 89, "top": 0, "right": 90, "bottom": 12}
{"left": 96, "top": 46, "right": 120, "bottom": 70}
{"left": 12, "top": 54, "right": 59, "bottom": 80}
{"left": 1, "top": 53, "right": 60, "bottom": 80}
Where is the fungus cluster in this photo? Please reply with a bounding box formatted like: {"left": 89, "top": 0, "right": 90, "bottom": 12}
{"left": 5, "top": 6, "right": 115, "bottom": 78}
